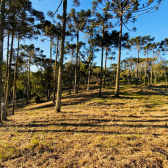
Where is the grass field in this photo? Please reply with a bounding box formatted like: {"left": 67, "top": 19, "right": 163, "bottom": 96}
{"left": 0, "top": 84, "right": 168, "bottom": 167}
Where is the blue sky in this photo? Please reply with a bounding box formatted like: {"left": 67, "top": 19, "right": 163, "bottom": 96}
{"left": 4, "top": 0, "right": 168, "bottom": 69}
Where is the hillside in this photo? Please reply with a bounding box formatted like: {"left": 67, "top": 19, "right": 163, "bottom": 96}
{"left": 0, "top": 85, "right": 168, "bottom": 167}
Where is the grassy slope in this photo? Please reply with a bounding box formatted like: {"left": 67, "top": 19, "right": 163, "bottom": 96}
{"left": 0, "top": 85, "right": 168, "bottom": 167}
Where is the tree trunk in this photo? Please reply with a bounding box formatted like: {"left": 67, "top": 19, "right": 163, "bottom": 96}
{"left": 26, "top": 83, "right": 29, "bottom": 104}
{"left": 12, "top": 37, "right": 20, "bottom": 115}
{"left": 99, "top": 23, "right": 104, "bottom": 98}
{"left": 53, "top": 39, "right": 59, "bottom": 102}
{"left": 69, "top": 49, "right": 74, "bottom": 94}
{"left": 151, "top": 49, "right": 154, "bottom": 85}
{"left": 136, "top": 45, "right": 139, "bottom": 86}
{"left": 128, "top": 58, "right": 131, "bottom": 85}
{"left": 140, "top": 68, "right": 142, "bottom": 83}
{"left": 55, "top": 0, "right": 67, "bottom": 112}
{"left": 87, "top": 61, "right": 91, "bottom": 91}
{"left": 5, "top": 31, "right": 14, "bottom": 117}
{"left": 69, "top": 68, "right": 72, "bottom": 94}
{"left": 154, "top": 70, "right": 157, "bottom": 84}
{"left": 4, "top": 32, "right": 10, "bottom": 101}
{"left": 115, "top": 15, "right": 122, "bottom": 97}
{"left": 145, "top": 49, "right": 148, "bottom": 86}
{"left": 28, "top": 54, "right": 31, "bottom": 100}
{"left": 50, "top": 37, "right": 53, "bottom": 66}
{"left": 74, "top": 30, "right": 79, "bottom": 93}
{"left": 103, "top": 46, "right": 107, "bottom": 88}
{"left": 47, "top": 37, "right": 53, "bottom": 101}
{"left": 0, "top": 0, "right": 5, "bottom": 122}
{"left": 78, "top": 51, "right": 80, "bottom": 89}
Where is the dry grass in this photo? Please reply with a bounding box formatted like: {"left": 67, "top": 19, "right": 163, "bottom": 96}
{"left": 1, "top": 85, "right": 168, "bottom": 167}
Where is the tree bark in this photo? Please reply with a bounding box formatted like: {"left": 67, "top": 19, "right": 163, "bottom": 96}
{"left": 145, "top": 49, "right": 148, "bottom": 86}
{"left": 47, "top": 37, "right": 53, "bottom": 100}
{"left": 5, "top": 31, "right": 14, "bottom": 117}
{"left": 151, "top": 49, "right": 154, "bottom": 85}
{"left": 103, "top": 46, "right": 107, "bottom": 88}
{"left": 115, "top": 15, "right": 122, "bottom": 97}
{"left": 99, "top": 23, "right": 104, "bottom": 98}
{"left": 53, "top": 39, "right": 59, "bottom": 102}
{"left": 28, "top": 53, "right": 31, "bottom": 100}
{"left": 87, "top": 61, "right": 91, "bottom": 91}
{"left": 136, "top": 45, "right": 139, "bottom": 86}
{"left": 128, "top": 58, "right": 131, "bottom": 85}
{"left": 12, "top": 37, "right": 20, "bottom": 115}
{"left": 0, "top": 0, "right": 5, "bottom": 122}
{"left": 55, "top": 0, "right": 67, "bottom": 112}
{"left": 78, "top": 50, "right": 80, "bottom": 89}
{"left": 26, "top": 83, "right": 29, "bottom": 104}
{"left": 74, "top": 30, "right": 79, "bottom": 93}
{"left": 4, "top": 32, "right": 10, "bottom": 101}
{"left": 154, "top": 70, "right": 157, "bottom": 84}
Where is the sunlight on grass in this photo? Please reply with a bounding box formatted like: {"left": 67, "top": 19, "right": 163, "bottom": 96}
{"left": 1, "top": 86, "right": 168, "bottom": 167}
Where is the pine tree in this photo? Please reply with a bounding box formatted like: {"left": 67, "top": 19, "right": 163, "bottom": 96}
{"left": 84, "top": 26, "right": 98, "bottom": 91}
{"left": 55, "top": 0, "right": 67, "bottom": 112}
{"left": 65, "top": 42, "right": 76, "bottom": 94}
{"left": 68, "top": 8, "right": 91, "bottom": 93}
{"left": 143, "top": 36, "right": 155, "bottom": 85}
{"left": 92, "top": 0, "right": 163, "bottom": 97}
{"left": 127, "top": 36, "right": 149, "bottom": 85}
{"left": 91, "top": 11, "right": 112, "bottom": 97}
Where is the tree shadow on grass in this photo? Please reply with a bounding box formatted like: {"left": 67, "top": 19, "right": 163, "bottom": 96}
{"left": 5, "top": 117, "right": 168, "bottom": 129}
{"left": 147, "top": 86, "right": 168, "bottom": 95}
{"left": 11, "top": 86, "right": 168, "bottom": 113}
{"left": 16, "top": 128, "right": 163, "bottom": 136}
{"left": 24, "top": 91, "right": 118, "bottom": 110}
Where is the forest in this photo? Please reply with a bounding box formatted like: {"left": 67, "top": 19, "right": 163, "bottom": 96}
{"left": 0, "top": 0, "right": 168, "bottom": 167}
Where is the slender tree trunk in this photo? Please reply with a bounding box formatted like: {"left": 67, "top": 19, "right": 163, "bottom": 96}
{"left": 5, "top": 31, "right": 14, "bottom": 116}
{"left": 47, "top": 37, "right": 53, "bottom": 100}
{"left": 39, "top": 72, "right": 44, "bottom": 96}
{"left": 99, "top": 23, "right": 104, "bottom": 98}
{"left": 115, "top": 15, "right": 122, "bottom": 97}
{"left": 28, "top": 54, "right": 31, "bottom": 100}
{"left": 68, "top": 49, "right": 73, "bottom": 95}
{"left": 69, "top": 68, "right": 72, "bottom": 94}
{"left": 23, "top": 81, "right": 26, "bottom": 98}
{"left": 151, "top": 49, "right": 154, "bottom": 85}
{"left": 50, "top": 37, "right": 53, "bottom": 66}
{"left": 26, "top": 83, "right": 28, "bottom": 104}
{"left": 0, "top": 0, "right": 5, "bottom": 122}
{"left": 78, "top": 51, "right": 80, "bottom": 89}
{"left": 154, "top": 70, "right": 157, "bottom": 84}
{"left": 12, "top": 37, "right": 20, "bottom": 115}
{"left": 74, "top": 30, "right": 79, "bottom": 93}
{"left": 136, "top": 45, "right": 139, "bottom": 86}
{"left": 103, "top": 46, "right": 107, "bottom": 88}
{"left": 145, "top": 49, "right": 148, "bottom": 86}
{"left": 4, "top": 32, "right": 10, "bottom": 101}
{"left": 128, "top": 59, "right": 131, "bottom": 85}
{"left": 53, "top": 39, "right": 59, "bottom": 102}
{"left": 55, "top": 0, "right": 67, "bottom": 112}
{"left": 87, "top": 61, "right": 91, "bottom": 91}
